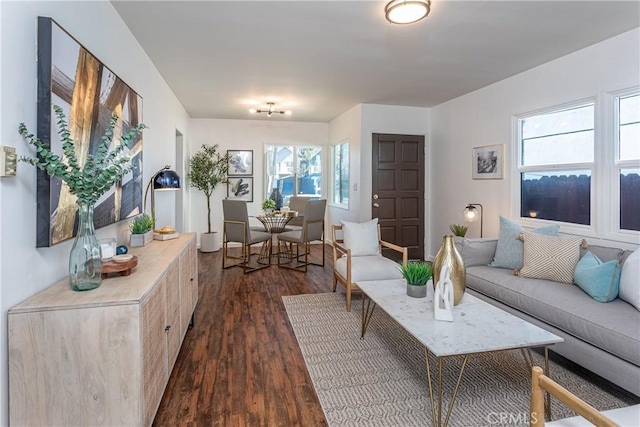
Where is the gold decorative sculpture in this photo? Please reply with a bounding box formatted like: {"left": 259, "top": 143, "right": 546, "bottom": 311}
{"left": 433, "top": 235, "right": 466, "bottom": 305}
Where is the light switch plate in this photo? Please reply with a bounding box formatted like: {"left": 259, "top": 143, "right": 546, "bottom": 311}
{"left": 0, "top": 146, "right": 17, "bottom": 177}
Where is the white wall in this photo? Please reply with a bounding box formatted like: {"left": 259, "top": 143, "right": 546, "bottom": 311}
{"left": 430, "top": 28, "right": 640, "bottom": 256}
{"left": 187, "top": 118, "right": 328, "bottom": 244}
{"left": 327, "top": 104, "right": 362, "bottom": 227}
{"left": 0, "top": 1, "right": 190, "bottom": 425}
{"left": 328, "top": 104, "right": 430, "bottom": 254}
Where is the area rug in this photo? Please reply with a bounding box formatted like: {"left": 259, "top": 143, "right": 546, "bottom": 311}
{"left": 283, "top": 293, "right": 639, "bottom": 427}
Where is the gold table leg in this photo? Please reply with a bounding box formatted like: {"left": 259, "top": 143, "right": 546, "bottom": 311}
{"left": 360, "top": 295, "right": 376, "bottom": 339}
{"left": 424, "top": 349, "right": 469, "bottom": 427}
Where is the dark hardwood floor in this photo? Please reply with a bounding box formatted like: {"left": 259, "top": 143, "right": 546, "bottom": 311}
{"left": 153, "top": 244, "right": 334, "bottom": 426}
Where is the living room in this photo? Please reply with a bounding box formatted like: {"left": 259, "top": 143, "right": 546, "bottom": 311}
{"left": 1, "top": 1, "right": 639, "bottom": 426}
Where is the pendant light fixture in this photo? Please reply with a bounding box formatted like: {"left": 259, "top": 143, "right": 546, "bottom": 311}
{"left": 385, "top": 0, "right": 431, "bottom": 24}
{"left": 249, "top": 102, "right": 292, "bottom": 117}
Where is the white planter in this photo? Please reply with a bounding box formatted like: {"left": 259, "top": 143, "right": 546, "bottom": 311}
{"left": 130, "top": 230, "right": 153, "bottom": 247}
{"left": 200, "top": 232, "right": 220, "bottom": 252}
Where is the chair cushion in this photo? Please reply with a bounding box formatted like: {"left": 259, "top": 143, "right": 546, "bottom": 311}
{"left": 247, "top": 230, "right": 272, "bottom": 244}
{"left": 490, "top": 216, "right": 560, "bottom": 269}
{"left": 277, "top": 229, "right": 303, "bottom": 244}
{"left": 335, "top": 255, "right": 403, "bottom": 283}
{"left": 341, "top": 218, "right": 380, "bottom": 256}
{"left": 573, "top": 251, "right": 621, "bottom": 303}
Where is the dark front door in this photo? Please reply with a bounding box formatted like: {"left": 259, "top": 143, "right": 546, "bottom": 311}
{"left": 372, "top": 133, "right": 425, "bottom": 261}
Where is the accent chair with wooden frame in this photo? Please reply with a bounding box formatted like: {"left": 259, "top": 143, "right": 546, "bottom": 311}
{"left": 331, "top": 220, "right": 408, "bottom": 311}
{"left": 277, "top": 199, "right": 327, "bottom": 272}
{"left": 530, "top": 366, "right": 638, "bottom": 427}
{"left": 222, "top": 199, "right": 272, "bottom": 273}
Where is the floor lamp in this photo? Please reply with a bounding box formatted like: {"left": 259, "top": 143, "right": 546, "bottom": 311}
{"left": 462, "top": 203, "right": 483, "bottom": 238}
{"left": 144, "top": 165, "right": 181, "bottom": 229}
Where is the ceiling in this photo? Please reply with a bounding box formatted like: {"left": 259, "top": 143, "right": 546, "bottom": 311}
{"left": 112, "top": 1, "right": 640, "bottom": 123}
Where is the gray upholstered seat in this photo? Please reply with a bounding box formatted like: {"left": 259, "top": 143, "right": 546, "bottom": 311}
{"left": 276, "top": 199, "right": 326, "bottom": 271}
{"left": 285, "top": 196, "right": 314, "bottom": 229}
{"left": 331, "top": 223, "right": 408, "bottom": 311}
{"left": 222, "top": 199, "right": 272, "bottom": 273}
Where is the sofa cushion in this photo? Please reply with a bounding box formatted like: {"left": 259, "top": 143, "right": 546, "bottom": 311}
{"left": 490, "top": 216, "right": 560, "bottom": 269}
{"left": 455, "top": 237, "right": 498, "bottom": 267}
{"left": 516, "top": 233, "right": 583, "bottom": 284}
{"left": 341, "top": 218, "right": 380, "bottom": 256}
{"left": 573, "top": 251, "right": 621, "bottom": 303}
{"left": 335, "top": 255, "right": 403, "bottom": 283}
{"left": 619, "top": 249, "right": 640, "bottom": 311}
{"left": 466, "top": 266, "right": 640, "bottom": 366}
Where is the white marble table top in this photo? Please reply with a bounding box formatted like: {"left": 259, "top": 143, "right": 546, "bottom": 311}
{"left": 357, "top": 279, "right": 563, "bottom": 358}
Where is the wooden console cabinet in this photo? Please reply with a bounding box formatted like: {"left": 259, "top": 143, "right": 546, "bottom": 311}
{"left": 8, "top": 233, "right": 198, "bottom": 426}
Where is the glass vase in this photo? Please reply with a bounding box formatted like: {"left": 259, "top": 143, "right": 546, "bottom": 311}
{"left": 69, "top": 203, "right": 102, "bottom": 291}
{"left": 432, "top": 235, "right": 466, "bottom": 305}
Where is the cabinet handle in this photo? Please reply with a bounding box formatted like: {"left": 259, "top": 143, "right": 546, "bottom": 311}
{"left": 190, "top": 278, "right": 194, "bottom": 282}
{"left": 164, "top": 325, "right": 171, "bottom": 332}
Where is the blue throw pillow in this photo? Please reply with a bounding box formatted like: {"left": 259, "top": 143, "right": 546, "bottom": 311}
{"left": 489, "top": 216, "right": 560, "bottom": 269}
{"left": 574, "top": 251, "right": 621, "bottom": 303}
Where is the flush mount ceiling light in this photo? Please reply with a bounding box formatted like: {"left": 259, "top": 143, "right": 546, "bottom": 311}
{"left": 249, "top": 102, "right": 292, "bottom": 117}
{"left": 385, "top": 0, "right": 431, "bottom": 24}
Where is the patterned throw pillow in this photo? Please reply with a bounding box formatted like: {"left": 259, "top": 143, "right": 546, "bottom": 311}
{"left": 573, "top": 251, "right": 621, "bottom": 303}
{"left": 489, "top": 216, "right": 560, "bottom": 269}
{"left": 515, "top": 232, "right": 585, "bottom": 284}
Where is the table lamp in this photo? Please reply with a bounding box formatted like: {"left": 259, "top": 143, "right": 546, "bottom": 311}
{"left": 143, "top": 165, "right": 181, "bottom": 230}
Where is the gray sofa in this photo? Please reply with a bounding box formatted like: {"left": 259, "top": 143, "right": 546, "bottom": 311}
{"left": 455, "top": 237, "right": 640, "bottom": 396}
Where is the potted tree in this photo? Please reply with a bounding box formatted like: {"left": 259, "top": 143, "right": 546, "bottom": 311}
{"left": 188, "top": 144, "right": 230, "bottom": 252}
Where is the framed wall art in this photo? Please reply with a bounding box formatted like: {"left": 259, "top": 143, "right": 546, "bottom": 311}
{"left": 35, "top": 17, "right": 144, "bottom": 246}
{"left": 227, "top": 150, "right": 253, "bottom": 176}
{"left": 472, "top": 144, "right": 503, "bottom": 180}
{"left": 227, "top": 177, "right": 254, "bottom": 202}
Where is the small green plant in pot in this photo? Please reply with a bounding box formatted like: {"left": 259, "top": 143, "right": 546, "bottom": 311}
{"left": 130, "top": 213, "right": 154, "bottom": 247}
{"left": 400, "top": 261, "right": 433, "bottom": 298}
{"left": 262, "top": 199, "right": 276, "bottom": 213}
{"left": 449, "top": 224, "right": 468, "bottom": 237}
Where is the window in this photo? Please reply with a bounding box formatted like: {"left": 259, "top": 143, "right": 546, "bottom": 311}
{"left": 518, "top": 103, "right": 594, "bottom": 225}
{"left": 265, "top": 145, "right": 323, "bottom": 205}
{"left": 616, "top": 93, "right": 640, "bottom": 231}
{"left": 332, "top": 141, "right": 349, "bottom": 206}
{"left": 515, "top": 90, "right": 640, "bottom": 241}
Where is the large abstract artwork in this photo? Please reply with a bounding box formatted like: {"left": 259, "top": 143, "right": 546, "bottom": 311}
{"left": 36, "top": 17, "right": 143, "bottom": 246}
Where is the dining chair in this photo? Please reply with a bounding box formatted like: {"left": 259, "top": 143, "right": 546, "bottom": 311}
{"left": 276, "top": 199, "right": 327, "bottom": 272}
{"left": 222, "top": 199, "right": 272, "bottom": 273}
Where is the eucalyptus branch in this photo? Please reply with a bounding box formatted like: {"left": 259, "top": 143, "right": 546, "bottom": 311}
{"left": 19, "top": 105, "right": 146, "bottom": 206}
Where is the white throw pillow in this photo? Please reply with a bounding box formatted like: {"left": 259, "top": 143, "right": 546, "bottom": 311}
{"left": 341, "top": 218, "right": 380, "bottom": 256}
{"left": 619, "top": 249, "right": 640, "bottom": 311}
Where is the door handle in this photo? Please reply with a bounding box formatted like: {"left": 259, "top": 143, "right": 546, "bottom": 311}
{"left": 373, "top": 203, "right": 380, "bottom": 208}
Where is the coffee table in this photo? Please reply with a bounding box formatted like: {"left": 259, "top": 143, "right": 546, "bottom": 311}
{"left": 357, "top": 279, "right": 563, "bottom": 427}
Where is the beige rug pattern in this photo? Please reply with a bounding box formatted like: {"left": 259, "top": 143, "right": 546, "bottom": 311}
{"left": 283, "top": 293, "right": 639, "bottom": 427}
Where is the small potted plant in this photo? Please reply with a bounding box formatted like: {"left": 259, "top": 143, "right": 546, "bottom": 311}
{"left": 262, "top": 199, "right": 276, "bottom": 214}
{"left": 130, "top": 213, "right": 154, "bottom": 247}
{"left": 449, "top": 224, "right": 468, "bottom": 237}
{"left": 400, "top": 261, "right": 433, "bottom": 298}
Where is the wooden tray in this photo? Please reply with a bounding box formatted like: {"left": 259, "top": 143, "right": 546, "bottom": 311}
{"left": 101, "top": 255, "right": 138, "bottom": 279}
